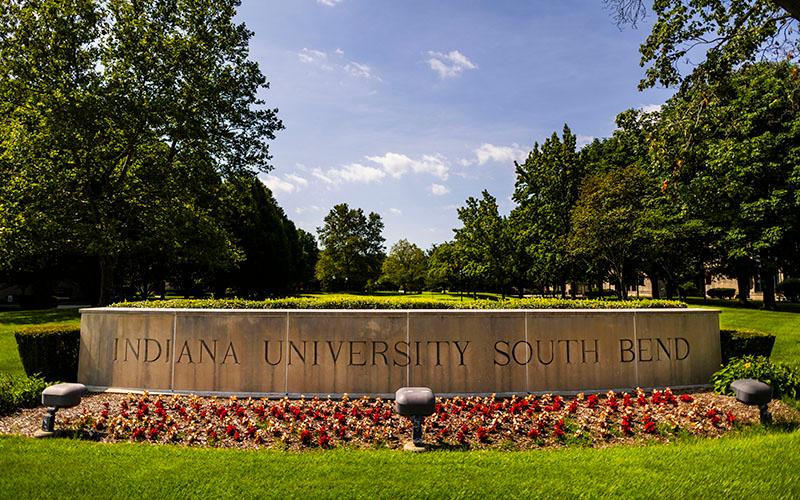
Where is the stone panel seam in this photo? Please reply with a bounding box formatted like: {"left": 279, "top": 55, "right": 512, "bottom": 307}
{"left": 524, "top": 312, "right": 529, "bottom": 394}
{"left": 284, "top": 311, "right": 290, "bottom": 396}
{"left": 633, "top": 311, "right": 639, "bottom": 388}
{"left": 169, "top": 312, "right": 177, "bottom": 392}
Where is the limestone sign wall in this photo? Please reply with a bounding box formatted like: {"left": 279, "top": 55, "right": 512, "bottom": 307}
{"left": 78, "top": 308, "right": 720, "bottom": 396}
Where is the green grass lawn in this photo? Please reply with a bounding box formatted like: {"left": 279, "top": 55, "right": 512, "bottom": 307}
{"left": 687, "top": 301, "right": 800, "bottom": 365}
{"left": 0, "top": 430, "right": 798, "bottom": 498}
{"left": 0, "top": 308, "right": 80, "bottom": 376}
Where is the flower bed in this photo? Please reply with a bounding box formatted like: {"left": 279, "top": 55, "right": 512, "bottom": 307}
{"left": 21, "top": 389, "right": 792, "bottom": 450}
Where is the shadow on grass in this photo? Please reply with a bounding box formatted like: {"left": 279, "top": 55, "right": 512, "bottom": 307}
{"left": 0, "top": 309, "right": 80, "bottom": 326}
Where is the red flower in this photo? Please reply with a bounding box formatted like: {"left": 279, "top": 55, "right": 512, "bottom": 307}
{"left": 642, "top": 415, "right": 657, "bottom": 434}
{"left": 318, "top": 431, "right": 331, "bottom": 448}
{"left": 620, "top": 415, "right": 634, "bottom": 436}
{"left": 131, "top": 427, "right": 145, "bottom": 440}
{"left": 476, "top": 426, "right": 489, "bottom": 443}
{"left": 726, "top": 411, "right": 736, "bottom": 424}
{"left": 586, "top": 394, "right": 599, "bottom": 409}
{"left": 622, "top": 393, "right": 633, "bottom": 407}
{"left": 679, "top": 394, "right": 694, "bottom": 403}
{"left": 527, "top": 427, "right": 540, "bottom": 439}
{"left": 553, "top": 419, "right": 565, "bottom": 439}
{"left": 567, "top": 401, "right": 578, "bottom": 414}
{"left": 299, "top": 429, "right": 312, "bottom": 446}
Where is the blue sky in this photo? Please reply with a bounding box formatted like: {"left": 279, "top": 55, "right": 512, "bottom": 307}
{"left": 238, "top": 0, "right": 674, "bottom": 250}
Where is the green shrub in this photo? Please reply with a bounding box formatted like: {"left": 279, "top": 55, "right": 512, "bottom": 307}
{"left": 110, "top": 297, "right": 687, "bottom": 310}
{"left": 777, "top": 278, "right": 800, "bottom": 302}
{"left": 707, "top": 287, "right": 736, "bottom": 299}
{"left": 711, "top": 355, "right": 800, "bottom": 399}
{"left": 14, "top": 325, "right": 80, "bottom": 382}
{"left": 0, "top": 374, "right": 47, "bottom": 415}
{"left": 678, "top": 281, "right": 700, "bottom": 299}
{"left": 720, "top": 329, "right": 776, "bottom": 364}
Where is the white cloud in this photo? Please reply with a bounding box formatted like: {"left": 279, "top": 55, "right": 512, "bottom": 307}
{"left": 576, "top": 135, "right": 595, "bottom": 149}
{"left": 285, "top": 174, "right": 308, "bottom": 187}
{"left": 474, "top": 143, "right": 526, "bottom": 165}
{"left": 344, "top": 61, "right": 381, "bottom": 81}
{"left": 430, "top": 183, "right": 450, "bottom": 196}
{"left": 641, "top": 103, "right": 663, "bottom": 114}
{"left": 389, "top": 208, "right": 403, "bottom": 215}
{"left": 427, "top": 50, "right": 477, "bottom": 79}
{"left": 295, "top": 205, "right": 323, "bottom": 214}
{"left": 457, "top": 158, "right": 474, "bottom": 167}
{"left": 366, "top": 152, "right": 449, "bottom": 180}
{"left": 317, "top": 0, "right": 343, "bottom": 6}
{"left": 262, "top": 176, "right": 297, "bottom": 194}
{"left": 262, "top": 173, "right": 308, "bottom": 194}
{"left": 316, "top": 163, "right": 386, "bottom": 184}
{"left": 298, "top": 48, "right": 381, "bottom": 82}
{"left": 298, "top": 48, "right": 328, "bottom": 65}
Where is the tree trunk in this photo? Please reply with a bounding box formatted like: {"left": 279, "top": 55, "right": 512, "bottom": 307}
{"left": 761, "top": 262, "right": 777, "bottom": 310}
{"left": 736, "top": 268, "right": 751, "bottom": 305}
{"left": 98, "top": 256, "right": 116, "bottom": 306}
{"left": 649, "top": 274, "right": 660, "bottom": 299}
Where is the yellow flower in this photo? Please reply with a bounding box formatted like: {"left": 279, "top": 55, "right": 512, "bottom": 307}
{"left": 744, "top": 362, "right": 752, "bottom": 369}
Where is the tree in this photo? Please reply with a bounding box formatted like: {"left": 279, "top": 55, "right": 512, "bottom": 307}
{"left": 512, "top": 125, "right": 585, "bottom": 296}
{"left": 379, "top": 239, "right": 428, "bottom": 292}
{"left": 215, "top": 176, "right": 294, "bottom": 298}
{"left": 569, "top": 165, "right": 656, "bottom": 299}
{"left": 606, "top": 0, "right": 800, "bottom": 91}
{"left": 0, "top": 0, "right": 282, "bottom": 304}
{"left": 315, "top": 204, "right": 385, "bottom": 291}
{"left": 650, "top": 62, "right": 800, "bottom": 308}
{"left": 426, "top": 241, "right": 465, "bottom": 294}
{"left": 454, "top": 191, "right": 512, "bottom": 297}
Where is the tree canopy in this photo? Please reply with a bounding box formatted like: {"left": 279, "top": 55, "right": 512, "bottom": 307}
{"left": 315, "top": 204, "right": 385, "bottom": 291}
{"left": 0, "top": 0, "right": 282, "bottom": 304}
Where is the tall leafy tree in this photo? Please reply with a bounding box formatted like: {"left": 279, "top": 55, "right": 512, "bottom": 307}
{"left": 378, "top": 239, "right": 428, "bottom": 292}
{"left": 315, "top": 204, "right": 385, "bottom": 291}
{"left": 569, "top": 165, "right": 656, "bottom": 299}
{"left": 0, "top": 0, "right": 282, "bottom": 304}
{"left": 512, "top": 125, "right": 585, "bottom": 296}
{"left": 454, "top": 191, "right": 512, "bottom": 297}
{"left": 651, "top": 62, "right": 800, "bottom": 308}
{"left": 425, "top": 241, "right": 465, "bottom": 295}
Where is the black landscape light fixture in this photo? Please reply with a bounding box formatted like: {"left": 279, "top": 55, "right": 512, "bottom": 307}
{"left": 395, "top": 386, "right": 435, "bottom": 451}
{"left": 730, "top": 379, "right": 772, "bottom": 425}
{"left": 36, "top": 383, "right": 86, "bottom": 437}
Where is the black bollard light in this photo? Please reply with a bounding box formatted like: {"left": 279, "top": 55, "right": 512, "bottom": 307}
{"left": 395, "top": 387, "right": 435, "bottom": 450}
{"left": 730, "top": 379, "right": 772, "bottom": 425}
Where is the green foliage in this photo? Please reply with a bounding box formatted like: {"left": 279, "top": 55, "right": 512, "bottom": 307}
{"left": 14, "top": 325, "right": 80, "bottom": 382}
{"left": 612, "top": 0, "right": 800, "bottom": 91}
{"left": 315, "top": 204, "right": 385, "bottom": 292}
{"left": 711, "top": 355, "right": 800, "bottom": 399}
{"left": 777, "top": 278, "right": 800, "bottom": 302}
{"left": 652, "top": 62, "right": 800, "bottom": 308}
{"left": 720, "top": 329, "right": 776, "bottom": 364}
{"left": 378, "top": 239, "right": 428, "bottom": 292}
{"left": 512, "top": 125, "right": 583, "bottom": 294}
{"left": 0, "top": 374, "right": 47, "bottom": 415}
{"left": 708, "top": 288, "right": 737, "bottom": 300}
{"left": 111, "top": 297, "right": 686, "bottom": 310}
{"left": 0, "top": 0, "right": 282, "bottom": 305}
{"left": 454, "top": 191, "right": 512, "bottom": 295}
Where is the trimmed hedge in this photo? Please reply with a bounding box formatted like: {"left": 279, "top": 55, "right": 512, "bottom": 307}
{"left": 707, "top": 288, "right": 736, "bottom": 300}
{"left": 14, "top": 325, "right": 80, "bottom": 382}
{"left": 720, "top": 329, "right": 776, "bottom": 364}
{"left": 0, "top": 374, "right": 47, "bottom": 415}
{"left": 111, "top": 297, "right": 687, "bottom": 309}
